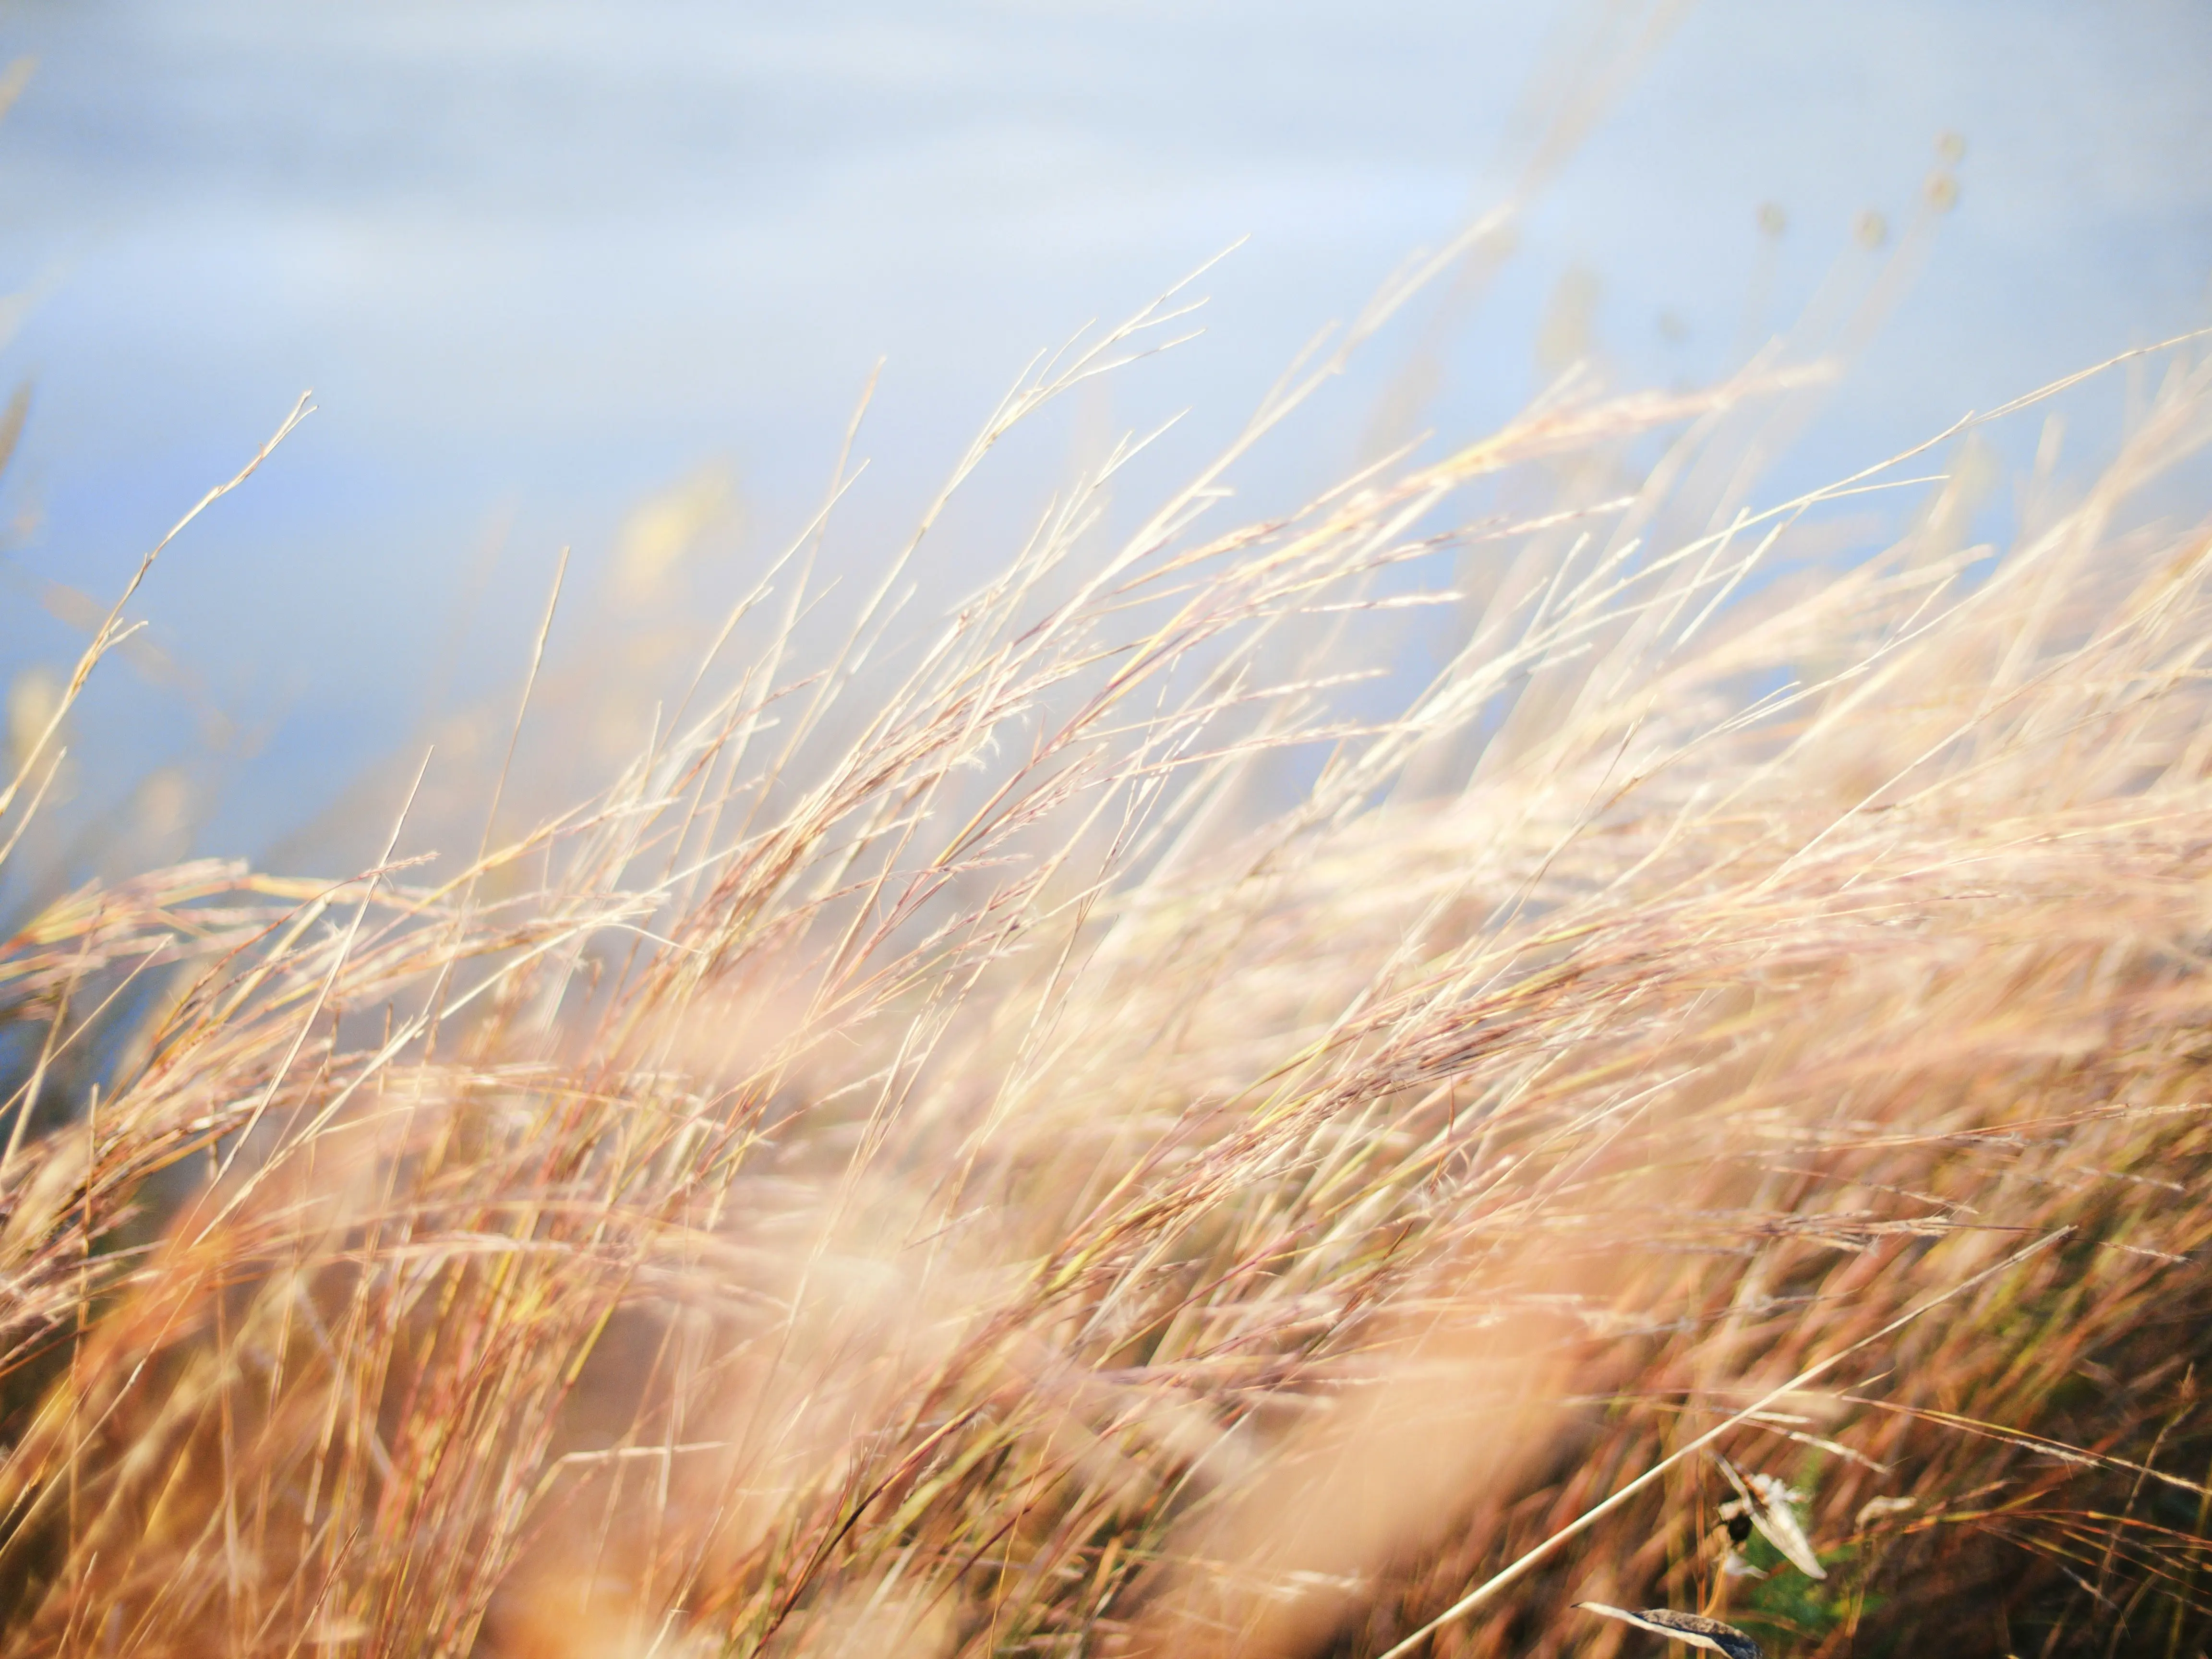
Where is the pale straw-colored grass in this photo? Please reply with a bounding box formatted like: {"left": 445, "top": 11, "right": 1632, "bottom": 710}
{"left": 1, "top": 213, "right": 2211, "bottom": 1659}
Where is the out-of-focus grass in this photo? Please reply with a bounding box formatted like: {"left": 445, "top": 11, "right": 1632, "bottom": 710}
{"left": 3, "top": 131, "right": 2212, "bottom": 1659}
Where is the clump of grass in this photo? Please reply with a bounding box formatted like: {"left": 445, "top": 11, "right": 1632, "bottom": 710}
{"left": 0, "top": 239, "right": 2210, "bottom": 1659}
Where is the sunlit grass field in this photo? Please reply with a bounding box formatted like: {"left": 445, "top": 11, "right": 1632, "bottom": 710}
{"left": 3, "top": 109, "right": 2212, "bottom": 1659}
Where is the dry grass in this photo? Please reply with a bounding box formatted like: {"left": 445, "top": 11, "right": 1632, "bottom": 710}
{"left": 2, "top": 237, "right": 2212, "bottom": 1659}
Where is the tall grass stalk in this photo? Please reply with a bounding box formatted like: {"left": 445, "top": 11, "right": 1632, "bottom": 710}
{"left": 1, "top": 258, "right": 2211, "bottom": 1659}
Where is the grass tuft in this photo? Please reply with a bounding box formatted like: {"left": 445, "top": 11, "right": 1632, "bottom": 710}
{"left": 1, "top": 255, "right": 2211, "bottom": 1659}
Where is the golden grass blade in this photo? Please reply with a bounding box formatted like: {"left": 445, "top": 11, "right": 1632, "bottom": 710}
{"left": 1575, "top": 1602, "right": 1764, "bottom": 1659}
